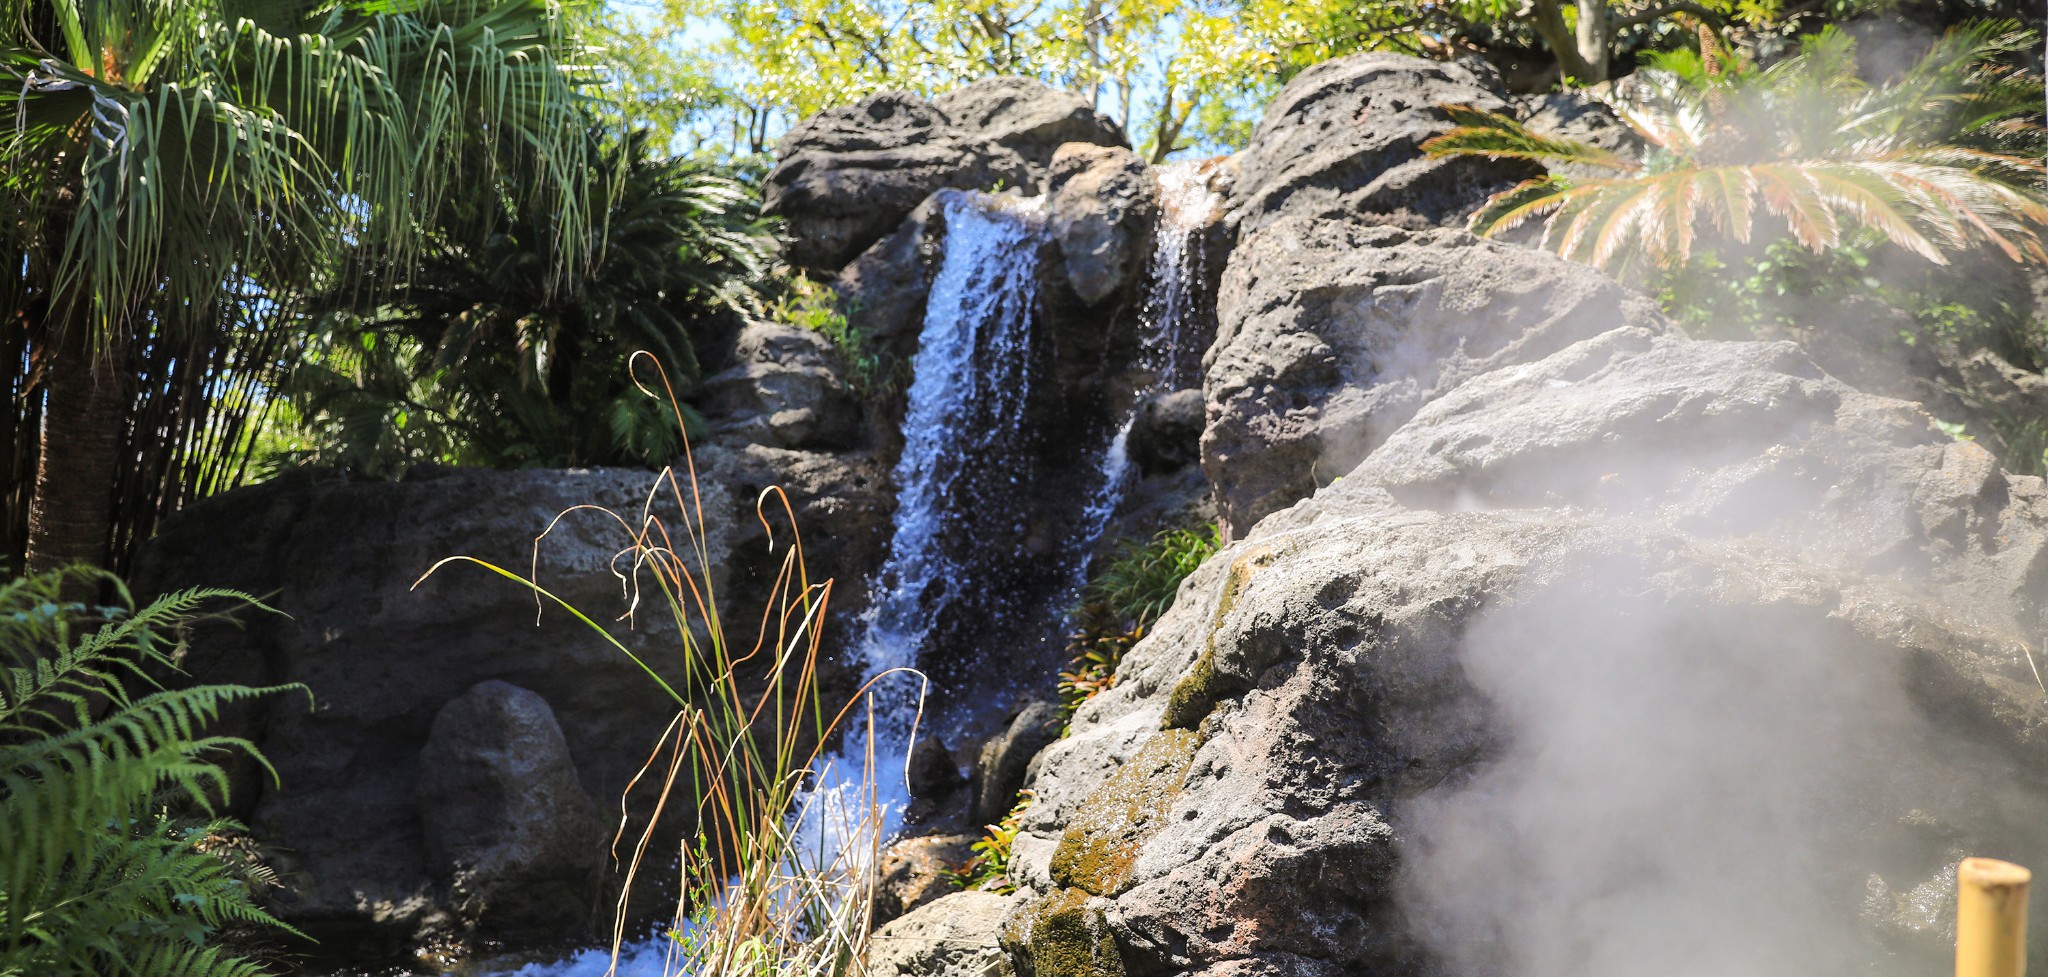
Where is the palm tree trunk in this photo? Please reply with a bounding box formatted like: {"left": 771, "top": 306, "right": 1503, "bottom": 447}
{"left": 25, "top": 314, "right": 128, "bottom": 577}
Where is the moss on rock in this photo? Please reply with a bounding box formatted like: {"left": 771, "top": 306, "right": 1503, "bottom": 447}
{"left": 1161, "top": 544, "right": 1279, "bottom": 730}
{"left": 1048, "top": 728, "right": 1200, "bottom": 897}
{"left": 1005, "top": 886, "right": 1125, "bottom": 977}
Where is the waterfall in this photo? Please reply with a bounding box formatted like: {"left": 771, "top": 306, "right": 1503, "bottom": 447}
{"left": 838, "top": 191, "right": 1048, "bottom": 832}
{"left": 1069, "top": 161, "right": 1226, "bottom": 573}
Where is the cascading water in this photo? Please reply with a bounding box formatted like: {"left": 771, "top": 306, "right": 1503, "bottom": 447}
{"left": 833, "top": 191, "right": 1047, "bottom": 833}
{"left": 1070, "top": 161, "right": 1226, "bottom": 569}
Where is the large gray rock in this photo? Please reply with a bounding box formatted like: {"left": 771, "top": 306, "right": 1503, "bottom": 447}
{"left": 1008, "top": 317, "right": 2048, "bottom": 976}
{"left": 1203, "top": 217, "right": 1666, "bottom": 535}
{"left": 703, "top": 320, "right": 860, "bottom": 449}
{"left": 416, "top": 680, "right": 604, "bottom": 937}
{"left": 869, "top": 891, "right": 1022, "bottom": 977}
{"left": 767, "top": 82, "right": 1125, "bottom": 272}
{"left": 1046, "top": 143, "right": 1159, "bottom": 305}
{"left": 1229, "top": 53, "right": 1536, "bottom": 238}
{"left": 764, "top": 93, "right": 1030, "bottom": 271}
{"left": 135, "top": 455, "right": 889, "bottom": 946}
{"left": 933, "top": 77, "right": 1130, "bottom": 170}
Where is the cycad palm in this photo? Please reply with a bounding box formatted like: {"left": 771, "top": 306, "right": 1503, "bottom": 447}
{"left": 1422, "top": 22, "right": 2048, "bottom": 273}
{"left": 2, "top": 0, "right": 595, "bottom": 576}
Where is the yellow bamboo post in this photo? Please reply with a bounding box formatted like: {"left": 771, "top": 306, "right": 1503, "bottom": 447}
{"left": 1958, "top": 857, "right": 2031, "bottom": 977}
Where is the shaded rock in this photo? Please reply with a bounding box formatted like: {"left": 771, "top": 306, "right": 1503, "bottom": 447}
{"left": 973, "top": 700, "right": 1064, "bottom": 826}
{"left": 932, "top": 77, "right": 1130, "bottom": 170}
{"left": 415, "top": 681, "right": 603, "bottom": 938}
{"left": 135, "top": 457, "right": 889, "bottom": 947}
{"left": 703, "top": 321, "right": 859, "bottom": 450}
{"left": 1046, "top": 143, "right": 1159, "bottom": 305}
{"left": 765, "top": 93, "right": 1030, "bottom": 271}
{"left": 836, "top": 196, "right": 945, "bottom": 353}
{"left": 869, "top": 891, "right": 1021, "bottom": 977}
{"left": 1203, "top": 217, "right": 1665, "bottom": 535}
{"left": 1012, "top": 321, "right": 2048, "bottom": 976}
{"left": 1229, "top": 52, "right": 1535, "bottom": 237}
{"left": 874, "top": 834, "right": 980, "bottom": 929}
{"left": 1127, "top": 388, "right": 1205, "bottom": 476}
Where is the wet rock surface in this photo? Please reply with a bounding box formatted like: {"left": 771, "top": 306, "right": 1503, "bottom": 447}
{"left": 1046, "top": 143, "right": 1160, "bottom": 306}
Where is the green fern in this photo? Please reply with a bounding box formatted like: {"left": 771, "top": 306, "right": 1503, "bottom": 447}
{"left": 0, "top": 567, "right": 303, "bottom": 977}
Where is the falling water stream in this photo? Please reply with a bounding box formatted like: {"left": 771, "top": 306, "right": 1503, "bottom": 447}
{"left": 1068, "top": 162, "right": 1226, "bottom": 573}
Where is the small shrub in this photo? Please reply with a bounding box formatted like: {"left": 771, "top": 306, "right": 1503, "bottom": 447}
{"left": 773, "top": 277, "right": 901, "bottom": 399}
{"left": 947, "top": 790, "right": 1031, "bottom": 895}
{"left": 0, "top": 566, "right": 302, "bottom": 977}
{"left": 1059, "top": 525, "right": 1222, "bottom": 719}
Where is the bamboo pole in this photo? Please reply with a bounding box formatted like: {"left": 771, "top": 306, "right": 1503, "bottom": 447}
{"left": 1958, "top": 857, "right": 2031, "bottom": 977}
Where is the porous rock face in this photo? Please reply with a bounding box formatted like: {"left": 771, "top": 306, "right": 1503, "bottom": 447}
{"left": 869, "top": 891, "right": 1023, "bottom": 977}
{"left": 415, "top": 680, "right": 603, "bottom": 938}
{"left": 1203, "top": 217, "right": 1666, "bottom": 536}
{"left": 135, "top": 450, "right": 889, "bottom": 947}
{"left": 765, "top": 79, "right": 1127, "bottom": 271}
{"left": 1006, "top": 321, "right": 2048, "bottom": 975}
{"left": 1046, "top": 142, "right": 1160, "bottom": 306}
{"left": 1227, "top": 53, "right": 1537, "bottom": 238}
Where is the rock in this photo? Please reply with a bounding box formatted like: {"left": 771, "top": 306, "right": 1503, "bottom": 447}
{"left": 415, "top": 681, "right": 603, "bottom": 937}
{"left": 1126, "top": 389, "right": 1204, "bottom": 476}
{"left": 767, "top": 81, "right": 1125, "bottom": 273}
{"left": 764, "top": 93, "right": 1030, "bottom": 271}
{"left": 703, "top": 321, "right": 859, "bottom": 450}
{"left": 1046, "top": 143, "right": 1159, "bottom": 306}
{"left": 1514, "top": 88, "right": 1644, "bottom": 174}
{"left": 869, "top": 891, "right": 1021, "bottom": 977}
{"left": 973, "top": 700, "right": 1064, "bottom": 826}
{"left": 1203, "top": 217, "right": 1666, "bottom": 536}
{"left": 836, "top": 196, "right": 944, "bottom": 353}
{"left": 134, "top": 457, "right": 890, "bottom": 946}
{"left": 1229, "top": 52, "right": 1536, "bottom": 238}
{"left": 1009, "top": 321, "right": 2048, "bottom": 976}
{"left": 874, "top": 833, "right": 979, "bottom": 928}
{"left": 932, "top": 77, "right": 1129, "bottom": 170}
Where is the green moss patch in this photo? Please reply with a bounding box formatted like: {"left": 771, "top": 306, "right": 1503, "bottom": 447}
{"left": 1007, "top": 886, "right": 1126, "bottom": 977}
{"left": 1048, "top": 728, "right": 1201, "bottom": 897}
{"left": 1161, "top": 544, "right": 1279, "bottom": 730}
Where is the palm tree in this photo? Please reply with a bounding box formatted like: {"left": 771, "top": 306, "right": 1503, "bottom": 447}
{"left": 282, "top": 129, "right": 775, "bottom": 474}
{"left": 1, "top": 0, "right": 597, "bottom": 577}
{"left": 1422, "top": 22, "right": 2048, "bottom": 273}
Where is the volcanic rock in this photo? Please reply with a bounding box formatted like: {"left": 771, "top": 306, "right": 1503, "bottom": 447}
{"left": 415, "top": 680, "right": 603, "bottom": 937}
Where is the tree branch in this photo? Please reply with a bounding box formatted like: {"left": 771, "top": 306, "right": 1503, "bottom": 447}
{"left": 1612, "top": 1, "right": 1727, "bottom": 31}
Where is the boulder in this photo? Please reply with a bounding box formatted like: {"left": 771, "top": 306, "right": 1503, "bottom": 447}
{"left": 764, "top": 93, "right": 1030, "bottom": 271}
{"left": 1008, "top": 322, "right": 2048, "bottom": 976}
{"left": 1126, "top": 388, "right": 1205, "bottom": 476}
{"left": 933, "top": 77, "right": 1130, "bottom": 170}
{"left": 1514, "top": 87, "right": 1644, "bottom": 173}
{"left": 973, "top": 700, "right": 1064, "bottom": 826}
{"left": 1203, "top": 217, "right": 1666, "bottom": 535}
{"left": 702, "top": 320, "right": 860, "bottom": 450}
{"left": 767, "top": 82, "right": 1125, "bottom": 272}
{"left": 869, "top": 891, "right": 1022, "bottom": 977}
{"left": 1229, "top": 52, "right": 1537, "bottom": 238}
{"left": 874, "top": 833, "right": 979, "bottom": 928}
{"left": 415, "top": 681, "right": 604, "bottom": 937}
{"left": 1046, "top": 143, "right": 1159, "bottom": 306}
